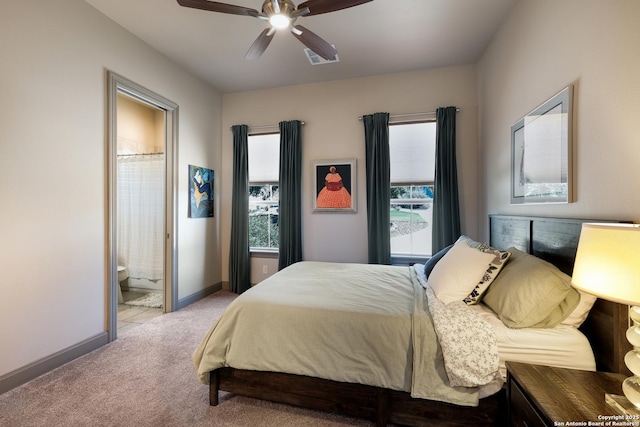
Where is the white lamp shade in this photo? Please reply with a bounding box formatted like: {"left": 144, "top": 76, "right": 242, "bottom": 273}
{"left": 572, "top": 223, "right": 640, "bottom": 306}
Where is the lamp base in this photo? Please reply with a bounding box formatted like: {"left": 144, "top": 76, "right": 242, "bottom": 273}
{"left": 605, "top": 393, "right": 640, "bottom": 417}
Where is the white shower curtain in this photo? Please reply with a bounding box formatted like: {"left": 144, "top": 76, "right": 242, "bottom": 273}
{"left": 117, "top": 154, "right": 164, "bottom": 280}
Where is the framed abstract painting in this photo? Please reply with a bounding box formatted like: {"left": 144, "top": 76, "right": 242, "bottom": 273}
{"left": 189, "top": 164, "right": 214, "bottom": 218}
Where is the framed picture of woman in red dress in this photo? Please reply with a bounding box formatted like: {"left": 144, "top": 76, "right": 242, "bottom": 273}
{"left": 312, "top": 158, "right": 356, "bottom": 213}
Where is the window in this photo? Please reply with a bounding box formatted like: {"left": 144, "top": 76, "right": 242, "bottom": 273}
{"left": 389, "top": 122, "right": 436, "bottom": 259}
{"left": 248, "top": 133, "right": 280, "bottom": 250}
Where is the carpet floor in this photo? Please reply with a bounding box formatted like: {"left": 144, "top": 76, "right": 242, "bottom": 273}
{"left": 0, "top": 291, "right": 375, "bottom": 427}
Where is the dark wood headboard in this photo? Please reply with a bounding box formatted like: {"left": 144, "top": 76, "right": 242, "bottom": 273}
{"left": 489, "top": 215, "right": 631, "bottom": 375}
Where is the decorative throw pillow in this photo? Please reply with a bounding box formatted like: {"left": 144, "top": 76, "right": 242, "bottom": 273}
{"left": 455, "top": 236, "right": 512, "bottom": 305}
{"left": 482, "top": 248, "right": 580, "bottom": 329}
{"left": 427, "top": 241, "right": 496, "bottom": 305}
{"left": 423, "top": 244, "right": 454, "bottom": 280}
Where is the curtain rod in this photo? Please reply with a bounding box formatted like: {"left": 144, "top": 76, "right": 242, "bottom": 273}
{"left": 229, "top": 121, "right": 305, "bottom": 131}
{"left": 357, "top": 109, "right": 460, "bottom": 121}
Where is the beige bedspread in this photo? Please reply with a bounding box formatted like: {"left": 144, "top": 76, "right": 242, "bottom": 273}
{"left": 193, "top": 261, "right": 482, "bottom": 406}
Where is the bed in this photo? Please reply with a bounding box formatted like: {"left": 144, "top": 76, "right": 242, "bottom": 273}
{"left": 194, "top": 215, "right": 631, "bottom": 426}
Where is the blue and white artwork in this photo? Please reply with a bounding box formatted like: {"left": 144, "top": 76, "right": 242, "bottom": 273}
{"left": 189, "top": 165, "right": 214, "bottom": 218}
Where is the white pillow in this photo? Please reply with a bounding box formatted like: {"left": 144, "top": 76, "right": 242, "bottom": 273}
{"left": 427, "top": 241, "right": 496, "bottom": 305}
{"left": 561, "top": 289, "right": 597, "bottom": 328}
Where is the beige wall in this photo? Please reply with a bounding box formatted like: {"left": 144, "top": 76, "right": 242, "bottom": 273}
{"left": 478, "top": 0, "right": 640, "bottom": 239}
{"left": 222, "top": 65, "right": 480, "bottom": 284}
{"left": 0, "top": 0, "right": 222, "bottom": 377}
{"left": 117, "top": 94, "right": 164, "bottom": 154}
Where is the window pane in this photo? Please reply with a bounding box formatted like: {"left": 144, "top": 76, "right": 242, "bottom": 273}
{"left": 390, "top": 202, "right": 432, "bottom": 256}
{"left": 390, "top": 185, "right": 434, "bottom": 203}
{"left": 390, "top": 186, "right": 410, "bottom": 199}
{"left": 249, "top": 211, "right": 268, "bottom": 248}
{"left": 249, "top": 204, "right": 279, "bottom": 249}
{"left": 249, "top": 185, "right": 269, "bottom": 201}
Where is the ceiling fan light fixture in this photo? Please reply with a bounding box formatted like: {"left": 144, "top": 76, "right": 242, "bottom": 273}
{"left": 269, "top": 14, "right": 290, "bottom": 29}
{"left": 177, "top": 0, "right": 374, "bottom": 60}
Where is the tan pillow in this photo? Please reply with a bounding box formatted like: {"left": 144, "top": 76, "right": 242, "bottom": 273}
{"left": 427, "top": 241, "right": 495, "bottom": 305}
{"left": 483, "top": 248, "right": 580, "bottom": 328}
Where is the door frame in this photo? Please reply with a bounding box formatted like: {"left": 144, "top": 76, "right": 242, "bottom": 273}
{"left": 107, "top": 71, "right": 179, "bottom": 342}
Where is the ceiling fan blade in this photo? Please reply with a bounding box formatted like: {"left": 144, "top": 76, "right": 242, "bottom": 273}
{"left": 176, "top": 0, "right": 261, "bottom": 17}
{"left": 245, "top": 28, "right": 276, "bottom": 60}
{"left": 297, "top": 0, "right": 373, "bottom": 16}
{"left": 291, "top": 25, "right": 337, "bottom": 60}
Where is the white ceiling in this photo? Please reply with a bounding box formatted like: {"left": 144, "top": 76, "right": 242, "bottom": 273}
{"left": 84, "top": 0, "right": 517, "bottom": 93}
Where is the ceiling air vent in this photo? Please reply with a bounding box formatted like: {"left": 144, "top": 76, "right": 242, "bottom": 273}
{"left": 304, "top": 47, "right": 340, "bottom": 65}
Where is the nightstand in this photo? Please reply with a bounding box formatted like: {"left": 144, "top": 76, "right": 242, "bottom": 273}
{"left": 506, "top": 361, "right": 627, "bottom": 426}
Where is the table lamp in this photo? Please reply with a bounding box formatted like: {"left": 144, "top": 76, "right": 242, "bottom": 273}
{"left": 572, "top": 223, "right": 640, "bottom": 415}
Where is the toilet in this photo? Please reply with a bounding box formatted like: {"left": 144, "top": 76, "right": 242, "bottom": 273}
{"left": 117, "top": 266, "right": 129, "bottom": 304}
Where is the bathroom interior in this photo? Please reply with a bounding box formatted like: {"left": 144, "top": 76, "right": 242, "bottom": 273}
{"left": 116, "top": 92, "right": 165, "bottom": 334}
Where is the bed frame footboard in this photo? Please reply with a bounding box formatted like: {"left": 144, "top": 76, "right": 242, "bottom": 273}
{"left": 209, "top": 368, "right": 505, "bottom": 427}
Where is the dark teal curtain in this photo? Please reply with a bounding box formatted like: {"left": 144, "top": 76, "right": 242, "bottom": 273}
{"left": 432, "top": 107, "right": 461, "bottom": 253}
{"left": 363, "top": 112, "right": 391, "bottom": 265}
{"left": 278, "top": 120, "right": 303, "bottom": 270}
{"left": 229, "top": 125, "right": 251, "bottom": 294}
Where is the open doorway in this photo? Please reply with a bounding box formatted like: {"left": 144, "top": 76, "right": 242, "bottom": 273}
{"left": 116, "top": 93, "right": 165, "bottom": 333}
{"left": 107, "top": 71, "right": 178, "bottom": 342}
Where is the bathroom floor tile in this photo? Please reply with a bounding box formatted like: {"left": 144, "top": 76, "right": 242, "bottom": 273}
{"left": 118, "top": 305, "right": 144, "bottom": 320}
{"left": 117, "top": 292, "right": 164, "bottom": 335}
{"left": 117, "top": 322, "right": 140, "bottom": 334}
{"left": 127, "top": 308, "right": 163, "bottom": 323}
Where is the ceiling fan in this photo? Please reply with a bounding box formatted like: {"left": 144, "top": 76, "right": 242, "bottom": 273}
{"left": 176, "top": 0, "right": 373, "bottom": 60}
